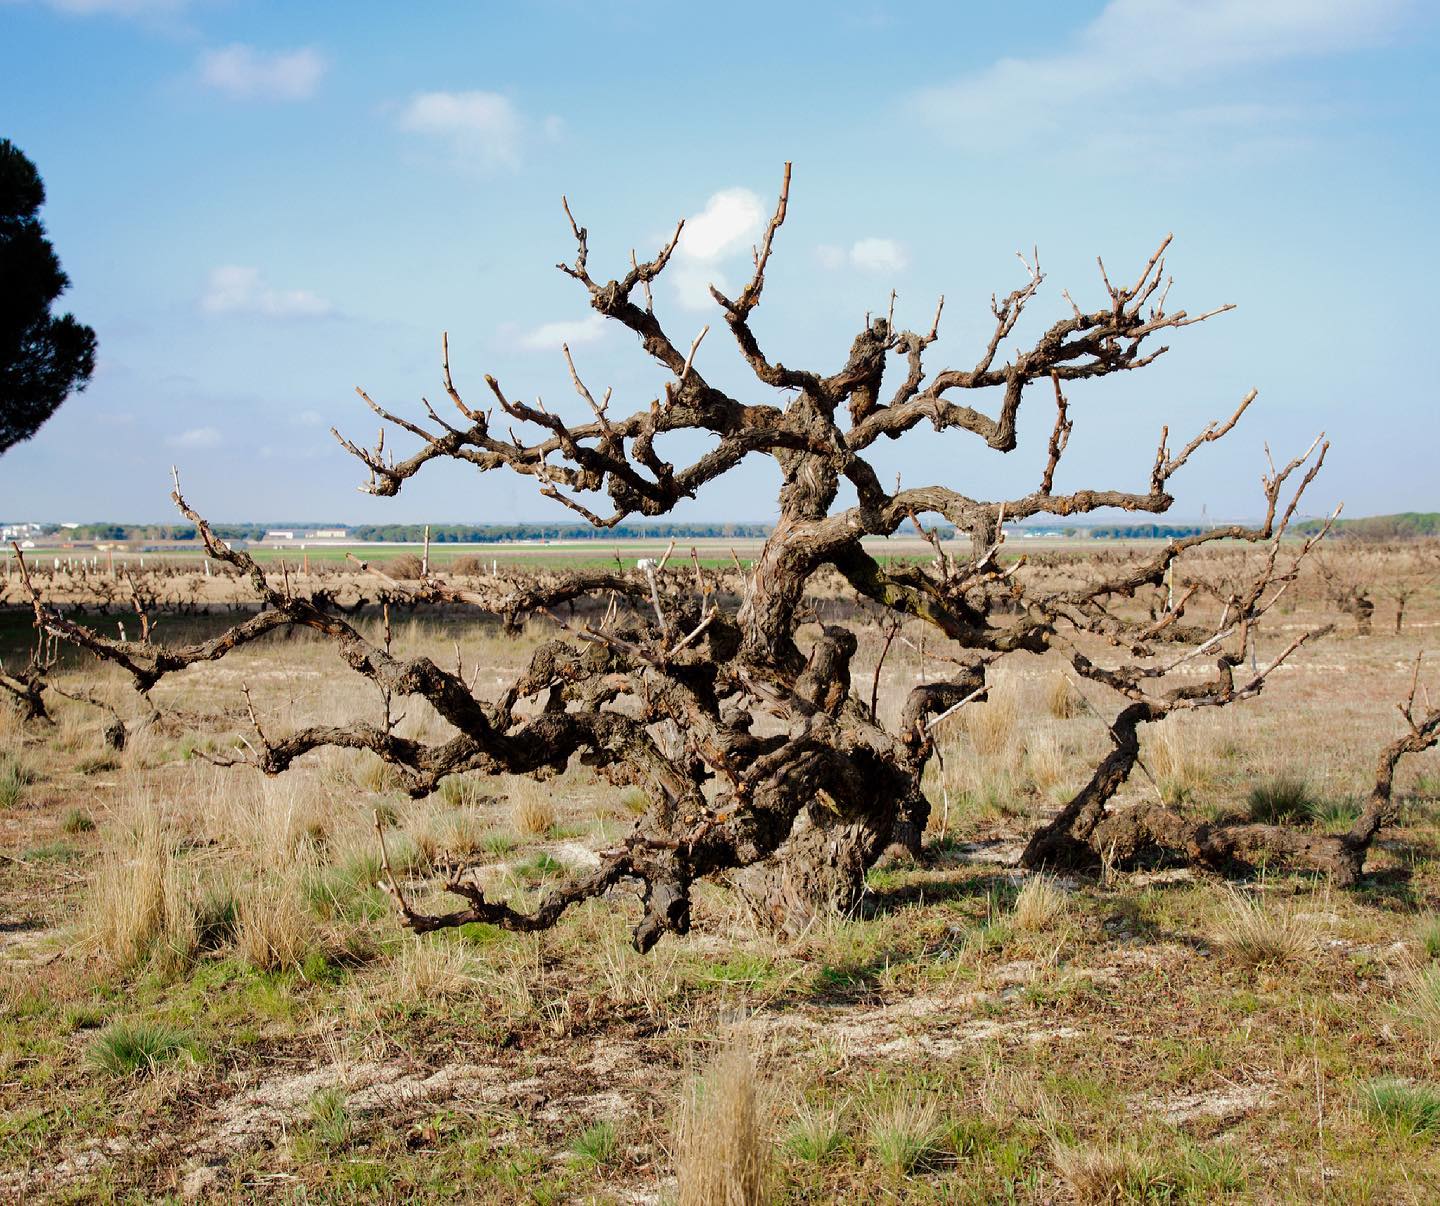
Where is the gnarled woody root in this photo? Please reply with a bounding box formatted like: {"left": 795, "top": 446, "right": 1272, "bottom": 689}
{"left": 1022, "top": 654, "right": 1440, "bottom": 883}
{"left": 22, "top": 164, "right": 1389, "bottom": 952}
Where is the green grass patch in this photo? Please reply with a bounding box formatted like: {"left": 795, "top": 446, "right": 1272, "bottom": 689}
{"left": 864, "top": 1094, "right": 946, "bottom": 1176}
{"left": 1307, "top": 795, "right": 1363, "bottom": 831}
{"left": 696, "top": 952, "right": 778, "bottom": 988}
{"left": 87, "top": 1020, "right": 197, "bottom": 1077}
{"left": 481, "top": 830, "right": 517, "bottom": 857}
{"left": 0, "top": 753, "right": 38, "bottom": 807}
{"left": 22, "top": 840, "right": 78, "bottom": 862}
{"left": 1417, "top": 913, "right": 1440, "bottom": 960}
{"left": 306, "top": 1087, "right": 354, "bottom": 1151}
{"left": 1361, "top": 1078, "right": 1440, "bottom": 1137}
{"left": 1247, "top": 775, "right": 1318, "bottom": 824}
{"left": 514, "top": 853, "right": 566, "bottom": 882}
{"left": 63, "top": 1003, "right": 107, "bottom": 1031}
{"left": 61, "top": 807, "right": 96, "bottom": 833}
{"left": 305, "top": 856, "right": 389, "bottom": 922}
{"left": 567, "top": 1119, "right": 619, "bottom": 1167}
{"left": 785, "top": 1101, "right": 847, "bottom": 1163}
{"left": 618, "top": 787, "right": 649, "bottom": 816}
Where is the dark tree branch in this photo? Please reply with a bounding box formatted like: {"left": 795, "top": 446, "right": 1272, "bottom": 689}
{"left": 36, "top": 168, "right": 1358, "bottom": 951}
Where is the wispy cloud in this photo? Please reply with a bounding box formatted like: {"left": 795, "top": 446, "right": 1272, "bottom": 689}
{"left": 912, "top": 0, "right": 1412, "bottom": 154}
{"left": 201, "top": 266, "right": 332, "bottom": 319}
{"left": 817, "top": 238, "right": 908, "bottom": 274}
{"left": 669, "top": 188, "right": 766, "bottom": 311}
{"left": 397, "top": 91, "right": 530, "bottom": 171}
{"left": 167, "top": 426, "right": 221, "bottom": 450}
{"left": 518, "top": 314, "right": 606, "bottom": 351}
{"left": 199, "top": 45, "right": 327, "bottom": 102}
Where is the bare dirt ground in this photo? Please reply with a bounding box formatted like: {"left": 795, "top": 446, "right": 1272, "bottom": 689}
{"left": 2, "top": 544, "right": 1439, "bottom": 1202}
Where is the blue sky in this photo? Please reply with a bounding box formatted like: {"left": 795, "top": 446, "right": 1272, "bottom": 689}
{"left": 1, "top": 0, "right": 1436, "bottom": 525}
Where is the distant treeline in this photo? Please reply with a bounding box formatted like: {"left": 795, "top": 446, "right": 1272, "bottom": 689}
{"left": 343, "top": 522, "right": 774, "bottom": 543}
{"left": 1057, "top": 514, "right": 1439, "bottom": 540}
{"left": 1081, "top": 524, "right": 1213, "bottom": 539}
{"left": 62, "top": 521, "right": 775, "bottom": 544}
{"left": 54, "top": 514, "right": 1438, "bottom": 545}
{"left": 1296, "top": 512, "right": 1440, "bottom": 541}
{"left": 67, "top": 523, "right": 276, "bottom": 542}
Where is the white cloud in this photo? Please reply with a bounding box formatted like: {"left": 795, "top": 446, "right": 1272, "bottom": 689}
{"left": 912, "top": 0, "right": 1411, "bottom": 152}
{"left": 168, "top": 426, "right": 221, "bottom": 450}
{"left": 676, "top": 188, "right": 765, "bottom": 263}
{"left": 201, "top": 266, "right": 333, "bottom": 319}
{"left": 398, "top": 91, "right": 523, "bottom": 170}
{"left": 662, "top": 187, "right": 766, "bottom": 310}
{"left": 816, "top": 238, "right": 909, "bottom": 274}
{"left": 518, "top": 314, "right": 606, "bottom": 351}
{"left": 199, "top": 45, "right": 327, "bottom": 102}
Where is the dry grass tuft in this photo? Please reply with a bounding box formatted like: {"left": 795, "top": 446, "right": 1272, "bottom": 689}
{"left": 1398, "top": 963, "right": 1440, "bottom": 1030}
{"left": 233, "top": 775, "right": 332, "bottom": 864}
{"left": 1012, "top": 874, "right": 1070, "bottom": 932}
{"left": 1212, "top": 888, "right": 1319, "bottom": 968}
{"left": 925, "top": 739, "right": 1027, "bottom": 831}
{"left": 510, "top": 779, "right": 557, "bottom": 837}
{"left": 84, "top": 843, "right": 166, "bottom": 969}
{"left": 152, "top": 863, "right": 202, "bottom": 976}
{"left": 965, "top": 682, "right": 1019, "bottom": 759}
{"left": 83, "top": 803, "right": 195, "bottom": 971}
{"left": 864, "top": 1093, "right": 945, "bottom": 1176}
{"left": 1146, "top": 722, "right": 1210, "bottom": 805}
{"left": 62, "top": 807, "right": 96, "bottom": 834}
{"left": 353, "top": 752, "right": 404, "bottom": 794}
{"left": 441, "top": 807, "right": 489, "bottom": 858}
{"left": 1045, "top": 673, "right": 1081, "bottom": 719}
{"left": 436, "top": 772, "right": 492, "bottom": 810}
{"left": 399, "top": 804, "right": 447, "bottom": 873}
{"left": 1024, "top": 730, "right": 1066, "bottom": 798}
{"left": 1051, "top": 1139, "right": 1165, "bottom": 1204}
{"left": 236, "top": 870, "right": 319, "bottom": 972}
{"left": 598, "top": 935, "right": 682, "bottom": 1019}
{"left": 390, "top": 938, "right": 481, "bottom": 999}
{"left": 674, "top": 1044, "right": 768, "bottom": 1206}
{"left": 448, "top": 554, "right": 489, "bottom": 576}
{"left": 0, "top": 702, "right": 21, "bottom": 742}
